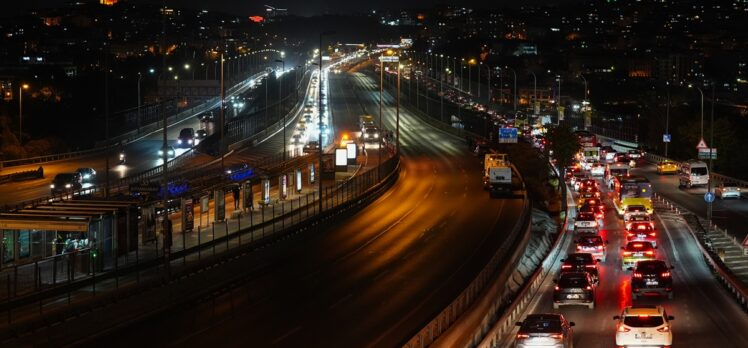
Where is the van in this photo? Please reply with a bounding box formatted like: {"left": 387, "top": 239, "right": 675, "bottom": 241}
{"left": 678, "top": 159, "right": 709, "bottom": 188}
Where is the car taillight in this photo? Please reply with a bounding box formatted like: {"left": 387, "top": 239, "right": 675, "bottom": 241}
{"left": 626, "top": 223, "right": 632, "bottom": 230}
{"left": 554, "top": 285, "right": 560, "bottom": 291}
{"left": 633, "top": 272, "right": 643, "bottom": 278}
{"left": 649, "top": 232, "right": 656, "bottom": 237}
{"left": 627, "top": 232, "right": 634, "bottom": 238}
{"left": 623, "top": 251, "right": 632, "bottom": 256}
{"left": 549, "top": 334, "right": 563, "bottom": 339}
{"left": 657, "top": 326, "right": 670, "bottom": 333}
{"left": 586, "top": 285, "right": 592, "bottom": 290}
{"left": 661, "top": 272, "right": 671, "bottom": 278}
{"left": 645, "top": 251, "right": 654, "bottom": 256}
{"left": 561, "top": 265, "right": 572, "bottom": 269}
{"left": 596, "top": 245, "right": 603, "bottom": 250}
{"left": 637, "top": 225, "right": 646, "bottom": 230}
{"left": 516, "top": 333, "right": 530, "bottom": 339}
{"left": 617, "top": 324, "right": 630, "bottom": 333}
{"left": 586, "top": 264, "right": 596, "bottom": 269}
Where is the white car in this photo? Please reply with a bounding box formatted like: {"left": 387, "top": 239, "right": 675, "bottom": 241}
{"left": 614, "top": 305, "right": 673, "bottom": 348}
{"left": 590, "top": 163, "right": 605, "bottom": 177}
{"left": 716, "top": 185, "right": 741, "bottom": 199}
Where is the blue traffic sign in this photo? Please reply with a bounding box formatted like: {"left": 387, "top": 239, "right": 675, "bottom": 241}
{"left": 663, "top": 134, "right": 671, "bottom": 143}
{"left": 499, "top": 127, "right": 518, "bottom": 144}
{"left": 704, "top": 192, "right": 715, "bottom": 203}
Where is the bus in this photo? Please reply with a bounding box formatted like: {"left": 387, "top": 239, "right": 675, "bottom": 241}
{"left": 574, "top": 130, "right": 597, "bottom": 147}
{"left": 612, "top": 175, "right": 653, "bottom": 215}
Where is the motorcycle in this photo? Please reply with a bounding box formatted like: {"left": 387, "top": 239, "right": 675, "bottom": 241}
{"left": 119, "top": 151, "right": 126, "bottom": 165}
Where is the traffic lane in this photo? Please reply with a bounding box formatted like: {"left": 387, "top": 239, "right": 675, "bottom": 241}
{"left": 328, "top": 71, "right": 371, "bottom": 133}
{"left": 180, "top": 119, "right": 521, "bottom": 348}
{"left": 631, "top": 162, "right": 748, "bottom": 241}
{"left": 502, "top": 181, "right": 748, "bottom": 347}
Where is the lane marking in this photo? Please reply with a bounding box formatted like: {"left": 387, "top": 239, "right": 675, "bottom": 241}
{"left": 655, "top": 212, "right": 681, "bottom": 263}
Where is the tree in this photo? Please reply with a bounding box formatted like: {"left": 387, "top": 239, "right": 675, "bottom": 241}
{"left": 545, "top": 124, "right": 581, "bottom": 170}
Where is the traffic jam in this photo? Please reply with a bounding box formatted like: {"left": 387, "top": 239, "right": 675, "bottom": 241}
{"left": 514, "top": 130, "right": 677, "bottom": 348}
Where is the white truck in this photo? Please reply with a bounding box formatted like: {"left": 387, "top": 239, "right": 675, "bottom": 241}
{"left": 483, "top": 153, "right": 513, "bottom": 197}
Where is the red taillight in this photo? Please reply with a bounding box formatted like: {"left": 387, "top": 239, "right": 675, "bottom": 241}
{"left": 549, "top": 333, "right": 563, "bottom": 339}
{"left": 657, "top": 326, "right": 670, "bottom": 333}
{"left": 586, "top": 285, "right": 592, "bottom": 290}
{"left": 516, "top": 333, "right": 530, "bottom": 339}
{"left": 617, "top": 324, "right": 630, "bottom": 333}
{"left": 576, "top": 245, "right": 583, "bottom": 250}
{"left": 646, "top": 251, "right": 655, "bottom": 256}
{"left": 586, "top": 264, "right": 596, "bottom": 269}
{"left": 627, "top": 233, "right": 634, "bottom": 238}
{"left": 649, "top": 232, "right": 656, "bottom": 237}
{"left": 623, "top": 251, "right": 632, "bottom": 256}
{"left": 637, "top": 225, "right": 646, "bottom": 230}
{"left": 554, "top": 285, "right": 560, "bottom": 291}
{"left": 596, "top": 245, "right": 603, "bottom": 250}
{"left": 561, "top": 264, "right": 572, "bottom": 269}
{"left": 633, "top": 272, "right": 643, "bottom": 278}
{"left": 661, "top": 272, "right": 671, "bottom": 278}
{"left": 626, "top": 223, "right": 632, "bottom": 230}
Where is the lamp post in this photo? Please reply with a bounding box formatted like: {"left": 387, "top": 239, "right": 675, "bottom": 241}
{"left": 556, "top": 74, "right": 562, "bottom": 125}
{"left": 505, "top": 66, "right": 517, "bottom": 113}
{"left": 18, "top": 83, "right": 29, "bottom": 143}
{"left": 688, "top": 83, "right": 705, "bottom": 140}
{"left": 529, "top": 71, "right": 537, "bottom": 115}
{"left": 440, "top": 54, "right": 444, "bottom": 122}
{"left": 707, "top": 83, "right": 715, "bottom": 232}
{"left": 579, "top": 74, "right": 588, "bottom": 101}
{"left": 664, "top": 82, "right": 670, "bottom": 158}
{"left": 137, "top": 73, "right": 142, "bottom": 133}
{"left": 318, "top": 31, "right": 334, "bottom": 214}
{"left": 276, "top": 58, "right": 286, "bottom": 160}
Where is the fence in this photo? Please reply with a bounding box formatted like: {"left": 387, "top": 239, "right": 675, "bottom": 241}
{"left": 0, "top": 149, "right": 400, "bottom": 337}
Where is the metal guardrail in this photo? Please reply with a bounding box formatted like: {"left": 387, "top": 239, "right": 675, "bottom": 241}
{"left": 652, "top": 193, "right": 748, "bottom": 317}
{"left": 0, "top": 70, "right": 270, "bottom": 170}
{"left": 475, "top": 169, "right": 572, "bottom": 348}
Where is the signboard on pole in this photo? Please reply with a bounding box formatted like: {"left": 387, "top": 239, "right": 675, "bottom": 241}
{"left": 309, "top": 163, "right": 316, "bottom": 184}
{"left": 696, "top": 138, "right": 708, "bottom": 149}
{"left": 698, "top": 148, "right": 717, "bottom": 160}
{"left": 280, "top": 175, "right": 288, "bottom": 200}
{"left": 295, "top": 169, "right": 302, "bottom": 193}
{"left": 215, "top": 189, "right": 225, "bottom": 222}
{"left": 182, "top": 198, "right": 194, "bottom": 232}
{"left": 262, "top": 178, "right": 270, "bottom": 204}
{"left": 499, "top": 127, "right": 518, "bottom": 144}
{"left": 704, "top": 192, "right": 715, "bottom": 203}
{"left": 663, "top": 134, "right": 671, "bottom": 143}
{"left": 379, "top": 56, "right": 400, "bottom": 63}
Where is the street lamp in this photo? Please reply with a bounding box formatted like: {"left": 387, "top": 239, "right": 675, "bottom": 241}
{"left": 137, "top": 73, "right": 142, "bottom": 133}
{"left": 505, "top": 66, "right": 517, "bottom": 113}
{"left": 688, "top": 83, "right": 705, "bottom": 140}
{"left": 578, "top": 74, "right": 588, "bottom": 101}
{"left": 275, "top": 58, "right": 286, "bottom": 160}
{"left": 18, "top": 83, "right": 29, "bottom": 143}
{"left": 529, "top": 70, "right": 537, "bottom": 115}
{"left": 468, "top": 58, "right": 477, "bottom": 95}
{"left": 318, "top": 31, "right": 335, "bottom": 214}
{"left": 664, "top": 82, "right": 670, "bottom": 158}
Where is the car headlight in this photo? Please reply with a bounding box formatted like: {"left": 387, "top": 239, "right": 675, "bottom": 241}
{"left": 158, "top": 150, "right": 164, "bottom": 155}
{"left": 374, "top": 134, "right": 379, "bottom": 138}
{"left": 177, "top": 140, "right": 182, "bottom": 144}
{"left": 50, "top": 184, "right": 55, "bottom": 189}
{"left": 65, "top": 184, "right": 71, "bottom": 188}
{"left": 83, "top": 174, "right": 90, "bottom": 179}
{"left": 226, "top": 170, "right": 232, "bottom": 174}
{"left": 188, "top": 139, "right": 193, "bottom": 144}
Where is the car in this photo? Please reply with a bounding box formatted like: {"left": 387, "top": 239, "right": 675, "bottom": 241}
{"left": 564, "top": 166, "right": 582, "bottom": 181}
{"left": 514, "top": 313, "right": 575, "bottom": 348}
{"left": 578, "top": 183, "right": 601, "bottom": 197}
{"left": 625, "top": 222, "right": 658, "bottom": 247}
{"left": 198, "top": 112, "right": 214, "bottom": 123}
{"left": 574, "top": 177, "right": 597, "bottom": 192}
{"left": 621, "top": 241, "right": 657, "bottom": 271}
{"left": 578, "top": 204, "right": 604, "bottom": 222}
{"left": 716, "top": 184, "right": 741, "bottom": 199}
{"left": 578, "top": 197, "right": 604, "bottom": 213}
{"left": 631, "top": 260, "right": 674, "bottom": 299}
{"left": 303, "top": 140, "right": 320, "bottom": 153}
{"left": 656, "top": 160, "right": 678, "bottom": 175}
{"left": 362, "top": 126, "right": 380, "bottom": 141}
{"left": 577, "top": 191, "right": 600, "bottom": 205}
{"left": 177, "top": 128, "right": 195, "bottom": 148}
{"left": 195, "top": 129, "right": 207, "bottom": 141}
{"left": 158, "top": 145, "right": 176, "bottom": 159}
{"left": 623, "top": 204, "right": 649, "bottom": 222}
{"left": 590, "top": 162, "right": 605, "bottom": 176}
{"left": 292, "top": 133, "right": 303, "bottom": 144}
{"left": 627, "top": 149, "right": 643, "bottom": 159}
{"left": 50, "top": 173, "right": 82, "bottom": 194}
{"left": 75, "top": 167, "right": 96, "bottom": 182}
{"left": 575, "top": 235, "right": 608, "bottom": 262}
{"left": 560, "top": 253, "right": 600, "bottom": 283}
{"left": 574, "top": 212, "right": 599, "bottom": 233}
{"left": 553, "top": 272, "right": 596, "bottom": 309}
{"left": 614, "top": 306, "right": 673, "bottom": 348}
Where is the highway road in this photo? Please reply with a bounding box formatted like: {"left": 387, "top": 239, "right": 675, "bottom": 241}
{"left": 92, "top": 59, "right": 527, "bottom": 347}
{"left": 0, "top": 70, "right": 292, "bottom": 207}
{"left": 498, "top": 174, "right": 748, "bottom": 347}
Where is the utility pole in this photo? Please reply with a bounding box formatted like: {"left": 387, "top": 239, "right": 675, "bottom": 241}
{"left": 665, "top": 82, "right": 670, "bottom": 158}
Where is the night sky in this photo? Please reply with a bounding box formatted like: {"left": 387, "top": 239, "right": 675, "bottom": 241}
{"left": 17, "top": 0, "right": 570, "bottom": 17}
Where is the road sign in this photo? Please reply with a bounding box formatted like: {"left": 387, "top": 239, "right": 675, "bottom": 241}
{"left": 698, "top": 148, "right": 717, "bottom": 160}
{"left": 704, "top": 192, "right": 715, "bottom": 203}
{"left": 379, "top": 56, "right": 400, "bottom": 62}
{"left": 499, "top": 127, "right": 518, "bottom": 144}
{"left": 696, "top": 138, "right": 708, "bottom": 149}
{"left": 129, "top": 183, "right": 160, "bottom": 194}
{"left": 663, "top": 134, "right": 671, "bottom": 143}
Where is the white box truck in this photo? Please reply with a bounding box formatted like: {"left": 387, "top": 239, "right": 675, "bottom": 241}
{"left": 484, "top": 153, "right": 513, "bottom": 197}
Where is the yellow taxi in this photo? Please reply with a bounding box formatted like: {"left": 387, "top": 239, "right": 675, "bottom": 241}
{"left": 656, "top": 160, "right": 678, "bottom": 175}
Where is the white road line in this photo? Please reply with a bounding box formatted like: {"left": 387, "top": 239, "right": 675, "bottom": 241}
{"left": 655, "top": 212, "right": 681, "bottom": 263}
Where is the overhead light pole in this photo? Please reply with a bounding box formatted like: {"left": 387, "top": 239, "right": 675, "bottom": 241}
{"left": 664, "top": 81, "right": 670, "bottom": 158}
{"left": 318, "top": 31, "right": 334, "bottom": 213}
{"left": 529, "top": 70, "right": 537, "bottom": 115}
{"left": 505, "top": 66, "right": 517, "bottom": 113}
{"left": 688, "top": 83, "right": 705, "bottom": 140}
{"left": 17, "top": 83, "right": 29, "bottom": 144}
{"left": 275, "top": 58, "right": 286, "bottom": 160}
